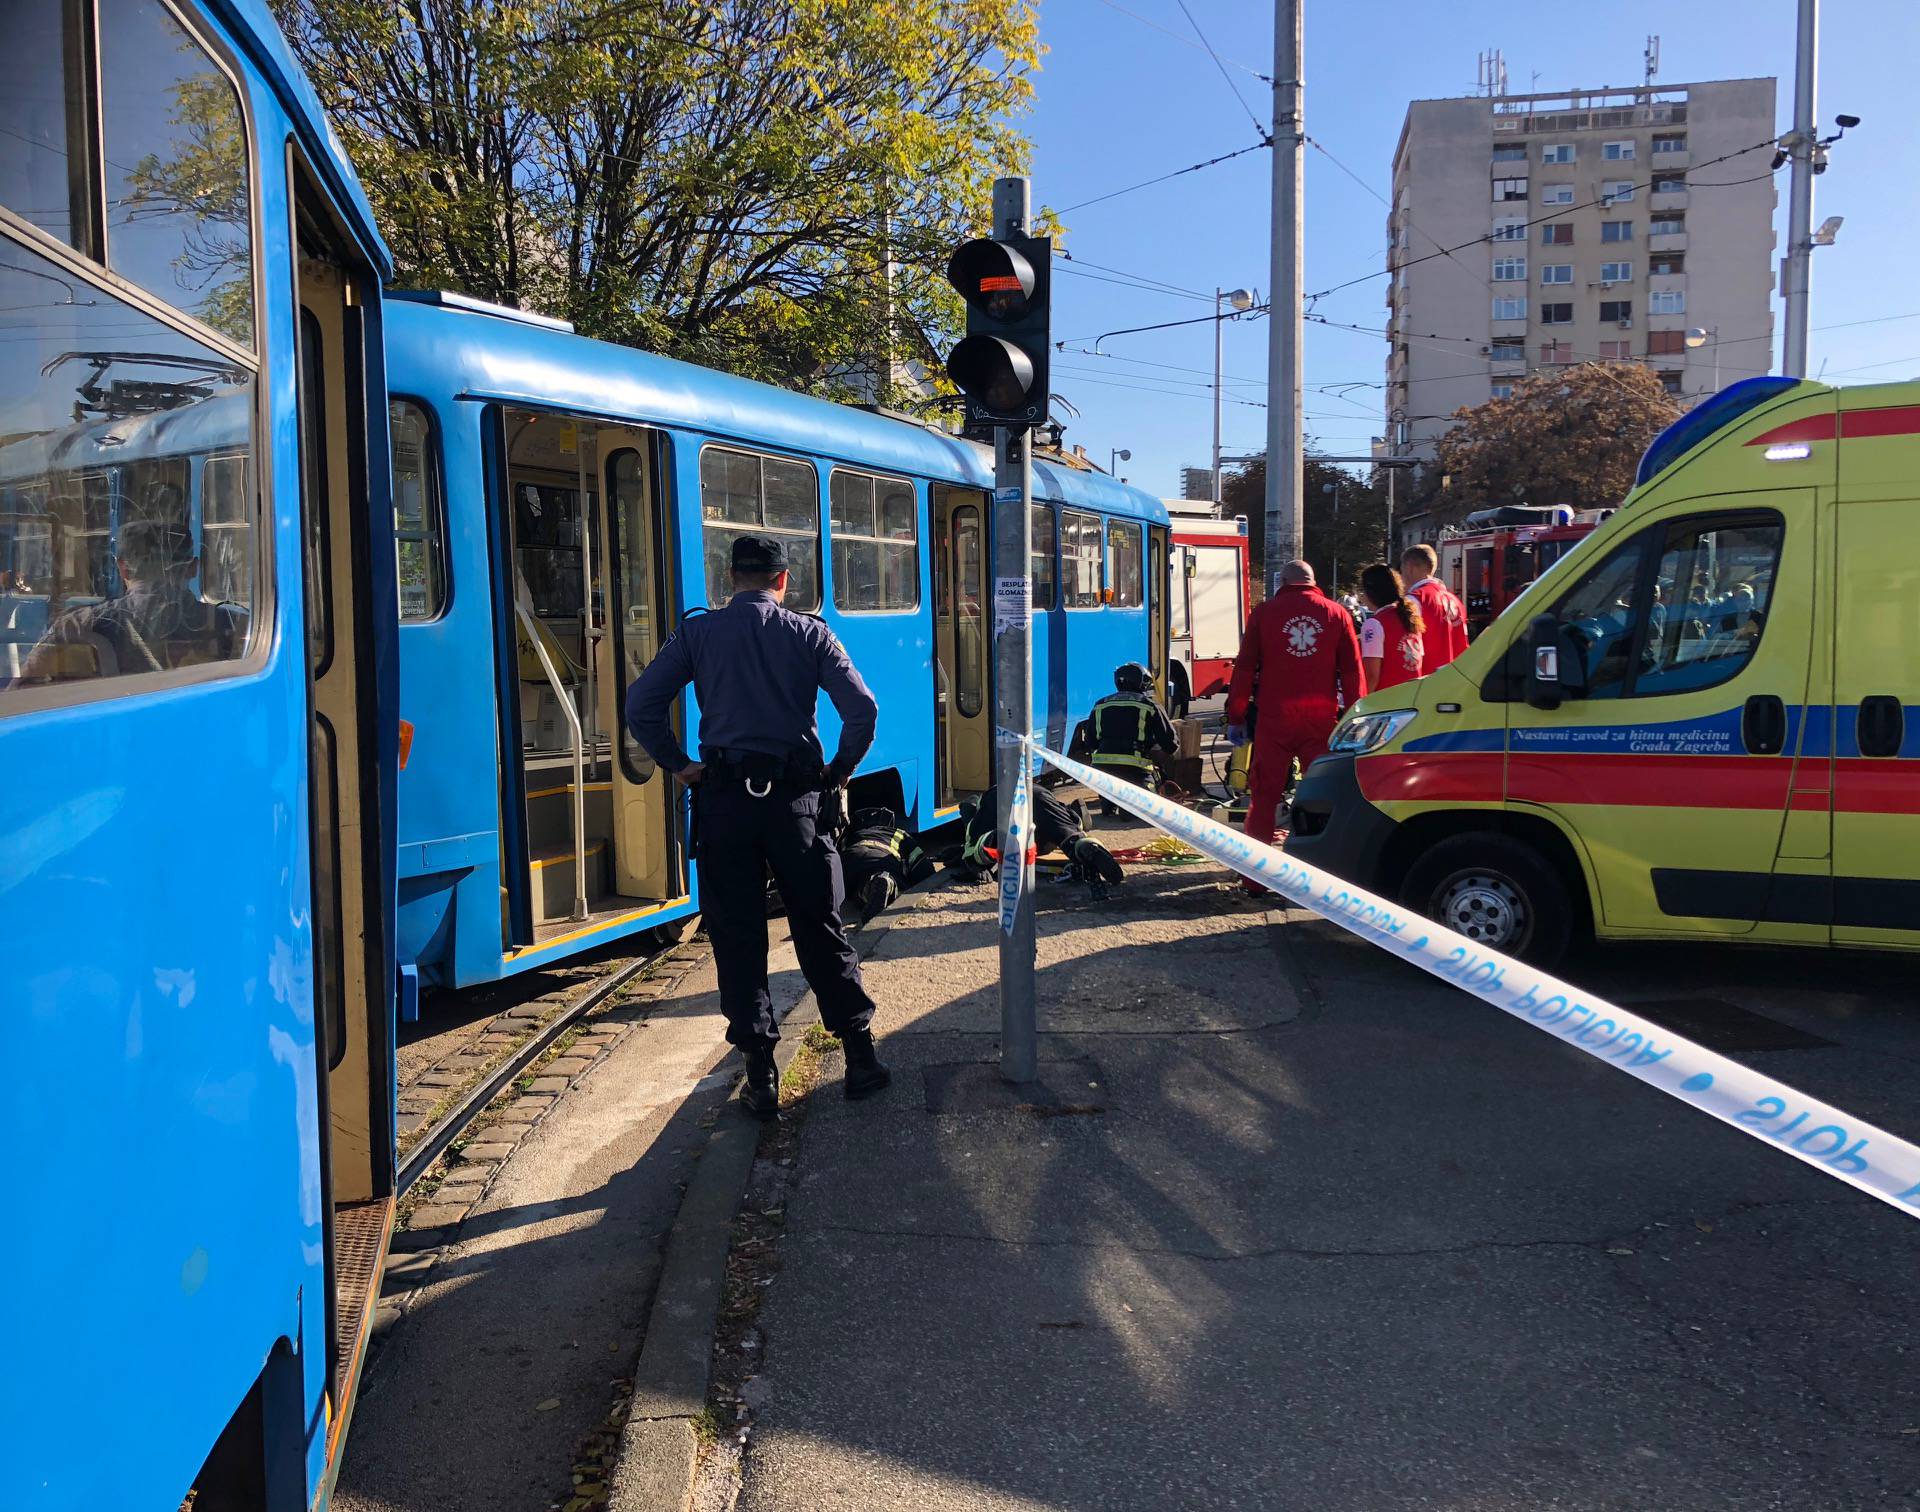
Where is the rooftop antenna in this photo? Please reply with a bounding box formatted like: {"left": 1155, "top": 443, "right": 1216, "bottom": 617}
{"left": 1644, "top": 34, "right": 1660, "bottom": 89}
{"left": 1477, "top": 49, "right": 1508, "bottom": 99}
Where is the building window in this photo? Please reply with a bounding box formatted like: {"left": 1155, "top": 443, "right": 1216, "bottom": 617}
{"left": 1599, "top": 340, "right": 1631, "bottom": 360}
{"left": 1061, "top": 510, "right": 1105, "bottom": 609}
{"left": 1491, "top": 295, "right": 1526, "bottom": 321}
{"left": 1492, "top": 218, "right": 1527, "bottom": 240}
{"left": 1651, "top": 175, "right": 1686, "bottom": 195}
{"left": 1603, "top": 140, "right": 1636, "bottom": 160}
{"left": 1540, "top": 341, "right": 1573, "bottom": 363}
{"left": 1492, "top": 255, "right": 1527, "bottom": 281}
{"left": 1601, "top": 220, "right": 1634, "bottom": 242}
{"left": 1650, "top": 252, "right": 1685, "bottom": 275}
{"left": 1541, "top": 143, "right": 1575, "bottom": 164}
{"left": 1493, "top": 177, "right": 1529, "bottom": 201}
{"left": 1602, "top": 180, "right": 1636, "bottom": 204}
{"left": 1651, "top": 213, "right": 1685, "bottom": 236}
{"left": 1599, "top": 261, "right": 1632, "bottom": 284}
{"left": 1650, "top": 289, "right": 1686, "bottom": 315}
{"left": 1599, "top": 299, "right": 1633, "bottom": 323}
{"left": 1540, "top": 223, "right": 1573, "bottom": 245}
{"left": 1541, "top": 184, "right": 1575, "bottom": 205}
{"left": 1491, "top": 382, "right": 1514, "bottom": 400}
{"left": 1108, "top": 521, "right": 1144, "bottom": 608}
{"left": 1493, "top": 145, "right": 1527, "bottom": 163}
{"left": 391, "top": 400, "right": 447, "bottom": 621}
{"left": 1490, "top": 337, "right": 1525, "bottom": 362}
{"left": 1652, "top": 133, "right": 1687, "bottom": 153}
{"left": 699, "top": 447, "right": 821, "bottom": 610}
{"left": 1648, "top": 329, "right": 1686, "bottom": 355}
{"left": 829, "top": 468, "right": 919, "bottom": 612}
{"left": 1659, "top": 370, "right": 1684, "bottom": 395}
{"left": 1540, "top": 264, "right": 1572, "bottom": 285}
{"left": 1540, "top": 302, "right": 1573, "bottom": 325}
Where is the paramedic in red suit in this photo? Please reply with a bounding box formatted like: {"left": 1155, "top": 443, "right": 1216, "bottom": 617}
{"left": 1400, "top": 542, "right": 1468, "bottom": 671}
{"left": 1225, "top": 559, "right": 1364, "bottom": 851}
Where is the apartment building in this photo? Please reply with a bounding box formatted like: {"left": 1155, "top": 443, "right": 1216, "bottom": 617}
{"left": 1385, "top": 78, "right": 1778, "bottom": 461}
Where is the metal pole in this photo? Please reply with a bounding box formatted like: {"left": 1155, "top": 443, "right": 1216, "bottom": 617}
{"left": 991, "top": 174, "right": 1038, "bottom": 1085}
{"left": 1781, "top": 0, "right": 1818, "bottom": 377}
{"left": 1384, "top": 459, "right": 1396, "bottom": 558}
{"left": 1212, "top": 288, "right": 1224, "bottom": 506}
{"left": 1265, "top": 0, "right": 1305, "bottom": 589}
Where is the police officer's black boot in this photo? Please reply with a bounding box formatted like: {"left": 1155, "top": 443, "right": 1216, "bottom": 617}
{"left": 740, "top": 1041, "right": 780, "bottom": 1121}
{"left": 840, "top": 1027, "right": 891, "bottom": 1100}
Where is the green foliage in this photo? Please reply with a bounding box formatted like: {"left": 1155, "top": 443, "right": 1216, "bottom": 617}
{"left": 1222, "top": 457, "right": 1388, "bottom": 595}
{"left": 274, "top": 0, "right": 1042, "bottom": 398}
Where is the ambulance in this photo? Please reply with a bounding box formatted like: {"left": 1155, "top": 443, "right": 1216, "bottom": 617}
{"left": 1287, "top": 375, "right": 1920, "bottom": 964}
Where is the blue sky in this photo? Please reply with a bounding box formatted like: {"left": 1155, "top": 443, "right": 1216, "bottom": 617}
{"left": 1023, "top": 0, "right": 1918, "bottom": 497}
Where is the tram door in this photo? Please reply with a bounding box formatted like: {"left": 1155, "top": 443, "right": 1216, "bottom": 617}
{"left": 1147, "top": 524, "right": 1170, "bottom": 700}
{"left": 933, "top": 484, "right": 992, "bottom": 804}
{"left": 294, "top": 186, "right": 394, "bottom": 1407}
{"left": 597, "top": 429, "right": 681, "bottom": 901}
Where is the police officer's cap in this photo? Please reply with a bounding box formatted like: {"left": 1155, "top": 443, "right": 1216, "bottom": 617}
{"left": 731, "top": 534, "right": 789, "bottom": 574}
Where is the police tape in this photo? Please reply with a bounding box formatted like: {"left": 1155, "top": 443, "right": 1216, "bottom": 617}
{"left": 999, "top": 755, "right": 1031, "bottom": 937}
{"left": 1030, "top": 741, "right": 1920, "bottom": 1222}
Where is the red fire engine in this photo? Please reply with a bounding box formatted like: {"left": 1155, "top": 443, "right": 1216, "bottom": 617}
{"left": 1437, "top": 505, "right": 1612, "bottom": 640}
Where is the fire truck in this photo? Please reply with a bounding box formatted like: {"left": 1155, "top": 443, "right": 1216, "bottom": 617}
{"left": 1438, "top": 505, "right": 1612, "bottom": 639}
{"left": 1165, "top": 506, "right": 1252, "bottom": 718}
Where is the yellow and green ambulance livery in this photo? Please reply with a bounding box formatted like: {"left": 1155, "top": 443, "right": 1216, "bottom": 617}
{"left": 1289, "top": 375, "right": 1919, "bottom": 963}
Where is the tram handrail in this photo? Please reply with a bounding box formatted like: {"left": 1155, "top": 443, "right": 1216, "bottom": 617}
{"left": 513, "top": 577, "right": 589, "bottom": 922}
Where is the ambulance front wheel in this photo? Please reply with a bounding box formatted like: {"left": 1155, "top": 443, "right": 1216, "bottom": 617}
{"left": 1404, "top": 834, "right": 1573, "bottom": 967}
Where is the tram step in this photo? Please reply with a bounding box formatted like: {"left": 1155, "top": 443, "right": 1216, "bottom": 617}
{"left": 530, "top": 840, "right": 610, "bottom": 924}
{"left": 525, "top": 782, "right": 615, "bottom": 851}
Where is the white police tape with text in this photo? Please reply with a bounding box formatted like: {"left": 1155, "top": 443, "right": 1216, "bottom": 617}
{"left": 1030, "top": 741, "right": 1920, "bottom": 1223}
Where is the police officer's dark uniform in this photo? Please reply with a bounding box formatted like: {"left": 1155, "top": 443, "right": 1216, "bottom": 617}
{"left": 624, "top": 534, "right": 886, "bottom": 1119}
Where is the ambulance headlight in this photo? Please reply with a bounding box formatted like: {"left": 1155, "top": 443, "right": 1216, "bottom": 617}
{"left": 1328, "top": 709, "right": 1418, "bottom": 755}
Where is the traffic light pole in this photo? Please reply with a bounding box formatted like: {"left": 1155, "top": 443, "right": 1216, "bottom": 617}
{"left": 991, "top": 174, "right": 1039, "bottom": 1086}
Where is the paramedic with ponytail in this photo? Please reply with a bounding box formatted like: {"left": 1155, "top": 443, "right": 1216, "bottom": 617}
{"left": 1358, "top": 563, "right": 1426, "bottom": 692}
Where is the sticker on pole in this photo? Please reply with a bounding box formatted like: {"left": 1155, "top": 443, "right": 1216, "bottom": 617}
{"left": 1029, "top": 739, "right": 1920, "bottom": 1223}
{"left": 994, "top": 576, "right": 1030, "bottom": 634}
{"left": 994, "top": 486, "right": 1023, "bottom": 506}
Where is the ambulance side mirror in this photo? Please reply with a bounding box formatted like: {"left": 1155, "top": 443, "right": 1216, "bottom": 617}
{"left": 1525, "top": 614, "right": 1564, "bottom": 710}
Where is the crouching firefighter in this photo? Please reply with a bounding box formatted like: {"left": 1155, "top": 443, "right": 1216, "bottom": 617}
{"left": 957, "top": 782, "right": 1126, "bottom": 898}
{"left": 624, "top": 533, "right": 889, "bottom": 1120}
{"left": 1081, "top": 662, "right": 1179, "bottom": 793}
{"left": 841, "top": 807, "right": 936, "bottom": 925}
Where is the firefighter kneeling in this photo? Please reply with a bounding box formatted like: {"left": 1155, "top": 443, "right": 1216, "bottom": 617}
{"left": 839, "top": 806, "right": 936, "bottom": 925}
{"left": 955, "top": 783, "right": 1126, "bottom": 896}
{"left": 1074, "top": 662, "right": 1179, "bottom": 810}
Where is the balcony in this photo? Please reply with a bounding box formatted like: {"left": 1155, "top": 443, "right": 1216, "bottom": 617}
{"left": 1649, "top": 231, "right": 1688, "bottom": 254}
{"left": 1649, "top": 147, "right": 1692, "bottom": 169}
{"left": 1650, "top": 188, "right": 1690, "bottom": 211}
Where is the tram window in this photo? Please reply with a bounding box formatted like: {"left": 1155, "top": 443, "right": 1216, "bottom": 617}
{"left": 0, "top": 0, "right": 85, "bottom": 248}
{"left": 829, "top": 468, "right": 918, "bottom": 613}
{"left": 0, "top": 235, "right": 255, "bottom": 703}
{"left": 99, "top": 0, "right": 254, "bottom": 347}
{"left": 1030, "top": 504, "right": 1055, "bottom": 609}
{"left": 1061, "top": 508, "right": 1104, "bottom": 609}
{"left": 1109, "top": 521, "right": 1143, "bottom": 608}
{"left": 389, "top": 400, "right": 446, "bottom": 621}
{"left": 953, "top": 504, "right": 984, "bottom": 718}
{"left": 699, "top": 446, "right": 820, "bottom": 611}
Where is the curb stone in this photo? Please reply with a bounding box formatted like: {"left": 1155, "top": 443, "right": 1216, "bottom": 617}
{"left": 606, "top": 887, "right": 941, "bottom": 1512}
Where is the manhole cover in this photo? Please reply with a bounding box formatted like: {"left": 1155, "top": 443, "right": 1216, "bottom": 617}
{"left": 1623, "top": 997, "right": 1834, "bottom": 1052}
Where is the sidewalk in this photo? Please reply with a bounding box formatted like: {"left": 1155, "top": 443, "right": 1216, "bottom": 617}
{"left": 698, "top": 818, "right": 1920, "bottom": 1511}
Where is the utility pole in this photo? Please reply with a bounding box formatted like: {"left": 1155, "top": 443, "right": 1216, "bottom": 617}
{"left": 1781, "top": 0, "right": 1818, "bottom": 377}
{"left": 1213, "top": 288, "right": 1224, "bottom": 506}
{"left": 989, "top": 174, "right": 1038, "bottom": 1085}
{"left": 1265, "top": 0, "right": 1304, "bottom": 590}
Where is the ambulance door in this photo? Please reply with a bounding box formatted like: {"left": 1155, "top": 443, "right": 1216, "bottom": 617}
{"left": 1829, "top": 407, "right": 1920, "bottom": 946}
{"left": 1505, "top": 495, "right": 1816, "bottom": 938}
{"left": 599, "top": 429, "right": 681, "bottom": 900}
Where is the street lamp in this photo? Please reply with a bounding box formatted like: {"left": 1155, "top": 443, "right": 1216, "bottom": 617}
{"left": 1110, "top": 447, "right": 1131, "bottom": 479}
{"left": 1214, "top": 287, "right": 1255, "bottom": 505}
{"left": 1685, "top": 326, "right": 1720, "bottom": 395}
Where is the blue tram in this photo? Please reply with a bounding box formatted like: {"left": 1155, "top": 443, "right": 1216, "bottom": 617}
{"left": 385, "top": 292, "right": 1171, "bottom": 990}
{"left": 0, "top": 0, "right": 399, "bottom": 1507}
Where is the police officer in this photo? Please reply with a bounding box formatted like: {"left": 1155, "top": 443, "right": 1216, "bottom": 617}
{"left": 1082, "top": 662, "right": 1179, "bottom": 790}
{"left": 624, "top": 534, "right": 885, "bottom": 1120}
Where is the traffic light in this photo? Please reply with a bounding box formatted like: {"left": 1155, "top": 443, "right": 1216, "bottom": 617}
{"left": 945, "top": 233, "right": 1051, "bottom": 429}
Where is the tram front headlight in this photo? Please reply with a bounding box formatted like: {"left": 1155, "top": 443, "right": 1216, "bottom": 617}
{"left": 1328, "top": 708, "right": 1418, "bottom": 755}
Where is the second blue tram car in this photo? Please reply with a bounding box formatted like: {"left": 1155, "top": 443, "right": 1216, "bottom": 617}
{"left": 385, "top": 292, "right": 1170, "bottom": 990}
{"left": 0, "top": 0, "right": 400, "bottom": 1506}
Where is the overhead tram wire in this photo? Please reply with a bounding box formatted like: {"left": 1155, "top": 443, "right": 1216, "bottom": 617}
{"left": 1055, "top": 344, "right": 1269, "bottom": 386}
{"left": 1054, "top": 140, "right": 1270, "bottom": 216}
{"left": 1090, "top": 0, "right": 1272, "bottom": 80}
{"left": 1055, "top": 248, "right": 1215, "bottom": 301}
{"left": 1055, "top": 265, "right": 1220, "bottom": 304}
{"left": 1303, "top": 134, "right": 1784, "bottom": 306}
{"left": 1305, "top": 134, "right": 1495, "bottom": 297}
{"left": 1173, "top": 0, "right": 1272, "bottom": 142}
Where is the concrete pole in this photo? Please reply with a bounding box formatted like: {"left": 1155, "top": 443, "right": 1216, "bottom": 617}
{"left": 1781, "top": 0, "right": 1818, "bottom": 378}
{"left": 1212, "top": 289, "right": 1224, "bottom": 506}
{"left": 991, "top": 175, "right": 1038, "bottom": 1085}
{"left": 1265, "top": 0, "right": 1305, "bottom": 589}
